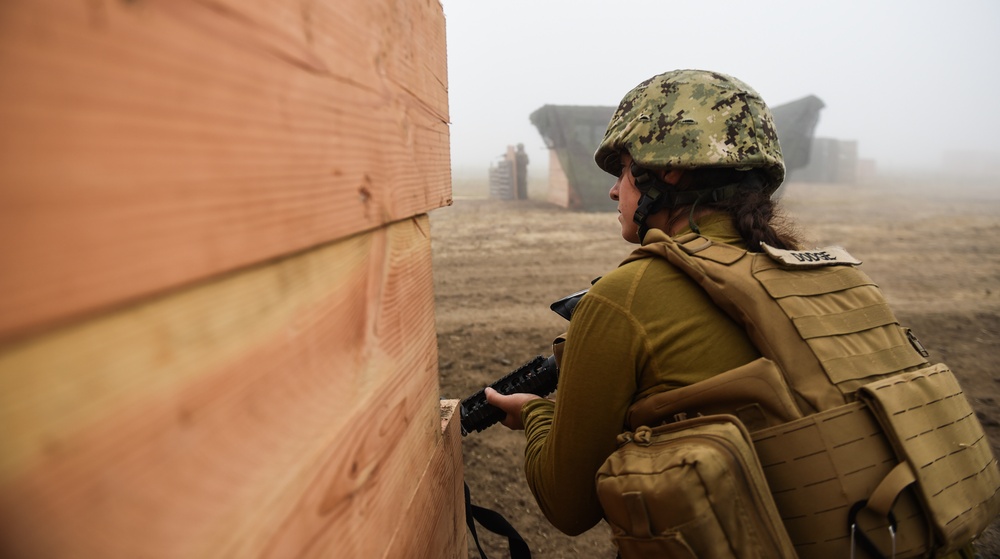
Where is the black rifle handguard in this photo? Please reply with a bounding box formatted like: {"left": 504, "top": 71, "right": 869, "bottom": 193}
{"left": 458, "top": 285, "right": 592, "bottom": 436}
{"left": 459, "top": 354, "right": 558, "bottom": 436}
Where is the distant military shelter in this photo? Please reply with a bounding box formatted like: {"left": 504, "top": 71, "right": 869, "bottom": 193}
{"left": 530, "top": 95, "right": 826, "bottom": 211}
{"left": 529, "top": 105, "right": 617, "bottom": 211}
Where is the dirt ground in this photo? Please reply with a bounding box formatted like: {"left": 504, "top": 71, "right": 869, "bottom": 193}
{"left": 431, "top": 176, "right": 1000, "bottom": 559}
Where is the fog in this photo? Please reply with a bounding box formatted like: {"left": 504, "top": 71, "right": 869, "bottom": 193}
{"left": 440, "top": 0, "right": 1000, "bottom": 179}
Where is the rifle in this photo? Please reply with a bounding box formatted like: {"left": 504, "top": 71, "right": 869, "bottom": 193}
{"left": 459, "top": 286, "right": 589, "bottom": 435}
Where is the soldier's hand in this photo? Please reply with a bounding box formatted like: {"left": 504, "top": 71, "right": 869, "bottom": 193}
{"left": 484, "top": 388, "right": 541, "bottom": 430}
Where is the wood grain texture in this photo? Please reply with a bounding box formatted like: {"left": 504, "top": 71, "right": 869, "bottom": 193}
{"left": 0, "top": 0, "right": 452, "bottom": 342}
{"left": 0, "top": 216, "right": 447, "bottom": 559}
{"left": 381, "top": 400, "right": 466, "bottom": 559}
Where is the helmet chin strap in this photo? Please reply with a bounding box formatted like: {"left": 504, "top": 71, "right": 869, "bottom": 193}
{"left": 631, "top": 173, "right": 741, "bottom": 243}
{"left": 630, "top": 164, "right": 668, "bottom": 243}
{"left": 633, "top": 188, "right": 663, "bottom": 243}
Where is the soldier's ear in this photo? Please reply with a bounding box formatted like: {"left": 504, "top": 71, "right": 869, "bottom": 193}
{"left": 631, "top": 165, "right": 686, "bottom": 192}
{"left": 660, "top": 169, "right": 684, "bottom": 186}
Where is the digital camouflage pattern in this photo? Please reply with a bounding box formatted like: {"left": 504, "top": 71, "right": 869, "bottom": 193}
{"left": 595, "top": 69, "right": 786, "bottom": 193}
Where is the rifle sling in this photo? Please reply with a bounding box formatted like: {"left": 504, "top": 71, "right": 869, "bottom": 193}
{"left": 465, "top": 482, "right": 532, "bottom": 559}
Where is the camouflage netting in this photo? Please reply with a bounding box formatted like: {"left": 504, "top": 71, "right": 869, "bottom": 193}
{"left": 530, "top": 96, "right": 824, "bottom": 210}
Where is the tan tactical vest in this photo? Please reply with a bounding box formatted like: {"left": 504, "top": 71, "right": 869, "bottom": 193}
{"left": 621, "top": 230, "right": 1000, "bottom": 559}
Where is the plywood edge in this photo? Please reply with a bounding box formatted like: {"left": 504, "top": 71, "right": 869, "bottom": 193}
{"left": 380, "top": 399, "right": 465, "bottom": 559}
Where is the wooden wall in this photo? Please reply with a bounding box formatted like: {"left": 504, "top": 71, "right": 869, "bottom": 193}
{"left": 0, "top": 0, "right": 462, "bottom": 557}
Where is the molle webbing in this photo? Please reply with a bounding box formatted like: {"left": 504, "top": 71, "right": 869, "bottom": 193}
{"left": 859, "top": 364, "right": 1000, "bottom": 551}
{"left": 749, "top": 402, "right": 932, "bottom": 558}
{"left": 754, "top": 263, "right": 926, "bottom": 394}
{"left": 627, "top": 231, "right": 929, "bottom": 413}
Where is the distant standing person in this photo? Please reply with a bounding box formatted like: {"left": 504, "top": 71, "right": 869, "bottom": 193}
{"left": 515, "top": 143, "right": 529, "bottom": 199}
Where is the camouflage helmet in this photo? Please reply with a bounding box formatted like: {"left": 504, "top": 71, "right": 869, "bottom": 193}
{"left": 595, "top": 69, "right": 785, "bottom": 193}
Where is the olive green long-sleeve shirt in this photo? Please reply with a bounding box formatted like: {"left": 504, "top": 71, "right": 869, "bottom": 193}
{"left": 520, "top": 215, "right": 761, "bottom": 535}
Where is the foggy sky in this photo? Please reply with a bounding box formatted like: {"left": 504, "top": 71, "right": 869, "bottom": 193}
{"left": 440, "top": 0, "right": 1000, "bottom": 176}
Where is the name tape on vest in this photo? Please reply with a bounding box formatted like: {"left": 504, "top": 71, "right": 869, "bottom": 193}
{"left": 761, "top": 243, "right": 862, "bottom": 267}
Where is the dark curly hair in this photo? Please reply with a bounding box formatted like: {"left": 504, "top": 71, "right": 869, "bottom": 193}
{"left": 669, "top": 168, "right": 802, "bottom": 251}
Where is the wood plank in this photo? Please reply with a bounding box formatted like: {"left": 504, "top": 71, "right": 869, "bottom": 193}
{"left": 0, "top": 0, "right": 451, "bottom": 342}
{"left": 382, "top": 400, "right": 466, "bottom": 559}
{"left": 0, "top": 216, "right": 447, "bottom": 559}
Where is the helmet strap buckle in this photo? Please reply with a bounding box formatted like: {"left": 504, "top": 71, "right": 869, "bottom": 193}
{"left": 633, "top": 189, "right": 663, "bottom": 243}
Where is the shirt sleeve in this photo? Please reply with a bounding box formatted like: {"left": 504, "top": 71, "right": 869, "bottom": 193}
{"left": 520, "top": 289, "right": 643, "bottom": 535}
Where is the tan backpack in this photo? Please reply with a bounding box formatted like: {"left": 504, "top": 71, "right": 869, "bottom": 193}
{"left": 598, "top": 230, "right": 1000, "bottom": 558}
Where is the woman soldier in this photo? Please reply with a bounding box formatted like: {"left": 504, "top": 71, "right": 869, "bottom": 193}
{"left": 485, "top": 69, "right": 988, "bottom": 558}
{"left": 487, "top": 66, "right": 799, "bottom": 533}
